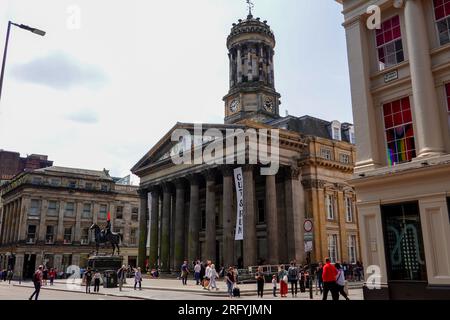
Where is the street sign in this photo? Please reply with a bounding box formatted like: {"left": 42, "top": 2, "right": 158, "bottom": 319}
{"left": 304, "top": 219, "right": 313, "bottom": 233}
{"left": 304, "top": 241, "right": 313, "bottom": 253}
{"left": 304, "top": 233, "right": 314, "bottom": 241}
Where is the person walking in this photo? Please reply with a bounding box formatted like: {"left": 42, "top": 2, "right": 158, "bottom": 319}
{"left": 93, "top": 270, "right": 101, "bottom": 293}
{"left": 272, "top": 275, "right": 278, "bottom": 297}
{"left": 204, "top": 261, "right": 212, "bottom": 290}
{"left": 117, "top": 265, "right": 126, "bottom": 291}
{"left": 181, "top": 260, "right": 189, "bottom": 286}
{"left": 48, "top": 268, "right": 56, "bottom": 286}
{"left": 322, "top": 258, "right": 339, "bottom": 301}
{"left": 316, "top": 263, "right": 324, "bottom": 294}
{"left": 287, "top": 261, "right": 299, "bottom": 297}
{"left": 194, "top": 261, "right": 201, "bottom": 285}
{"left": 299, "top": 266, "right": 306, "bottom": 293}
{"left": 7, "top": 269, "right": 13, "bottom": 284}
{"left": 225, "top": 267, "right": 235, "bottom": 298}
{"left": 29, "top": 265, "right": 43, "bottom": 300}
{"left": 278, "top": 265, "right": 288, "bottom": 298}
{"left": 134, "top": 267, "right": 143, "bottom": 290}
{"left": 209, "top": 264, "right": 219, "bottom": 291}
{"left": 84, "top": 267, "right": 93, "bottom": 293}
{"left": 42, "top": 267, "right": 48, "bottom": 286}
{"left": 255, "top": 266, "right": 265, "bottom": 298}
{"left": 335, "top": 263, "right": 350, "bottom": 300}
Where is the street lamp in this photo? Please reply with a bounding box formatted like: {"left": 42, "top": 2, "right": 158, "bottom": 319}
{"left": 0, "top": 21, "right": 46, "bottom": 104}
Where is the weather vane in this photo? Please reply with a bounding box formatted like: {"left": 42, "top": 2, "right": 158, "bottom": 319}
{"left": 246, "top": 0, "right": 254, "bottom": 16}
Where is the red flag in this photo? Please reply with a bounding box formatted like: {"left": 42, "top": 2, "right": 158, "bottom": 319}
{"left": 107, "top": 211, "right": 111, "bottom": 221}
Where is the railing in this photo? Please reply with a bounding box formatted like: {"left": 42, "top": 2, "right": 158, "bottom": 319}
{"left": 26, "top": 238, "right": 36, "bottom": 244}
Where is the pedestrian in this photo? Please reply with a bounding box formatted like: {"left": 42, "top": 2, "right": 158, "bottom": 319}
{"left": 194, "top": 261, "right": 201, "bottom": 285}
{"left": 84, "top": 267, "right": 93, "bottom": 293}
{"left": 29, "top": 265, "right": 43, "bottom": 300}
{"left": 204, "top": 261, "right": 212, "bottom": 290}
{"left": 209, "top": 264, "right": 219, "bottom": 291}
{"left": 335, "top": 263, "right": 350, "bottom": 300}
{"left": 7, "top": 269, "right": 13, "bottom": 284}
{"left": 255, "top": 266, "right": 265, "bottom": 298}
{"left": 287, "top": 261, "right": 299, "bottom": 297}
{"left": 2, "top": 269, "right": 6, "bottom": 281}
{"left": 134, "top": 267, "right": 143, "bottom": 290}
{"left": 272, "top": 274, "right": 278, "bottom": 297}
{"left": 117, "top": 265, "right": 126, "bottom": 291}
{"left": 316, "top": 262, "right": 324, "bottom": 294}
{"left": 278, "top": 265, "right": 288, "bottom": 298}
{"left": 93, "top": 270, "right": 101, "bottom": 293}
{"left": 42, "top": 267, "right": 48, "bottom": 286}
{"left": 181, "top": 260, "right": 189, "bottom": 286}
{"left": 322, "top": 258, "right": 339, "bottom": 301}
{"left": 200, "top": 261, "right": 206, "bottom": 284}
{"left": 299, "top": 266, "right": 306, "bottom": 293}
{"left": 48, "top": 268, "right": 56, "bottom": 286}
{"left": 225, "top": 267, "right": 235, "bottom": 298}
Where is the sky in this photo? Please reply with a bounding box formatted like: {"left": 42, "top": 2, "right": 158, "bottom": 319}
{"left": 0, "top": 0, "right": 351, "bottom": 179}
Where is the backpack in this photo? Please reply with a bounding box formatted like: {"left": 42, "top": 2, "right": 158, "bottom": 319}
{"left": 288, "top": 267, "right": 298, "bottom": 281}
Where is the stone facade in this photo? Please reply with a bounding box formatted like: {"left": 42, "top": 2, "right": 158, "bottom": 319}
{"left": 337, "top": 0, "right": 450, "bottom": 299}
{"left": 0, "top": 166, "right": 140, "bottom": 279}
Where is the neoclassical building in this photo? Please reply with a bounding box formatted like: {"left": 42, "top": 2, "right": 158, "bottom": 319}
{"left": 0, "top": 166, "right": 140, "bottom": 278}
{"left": 337, "top": 0, "right": 450, "bottom": 299}
{"left": 133, "top": 10, "right": 359, "bottom": 271}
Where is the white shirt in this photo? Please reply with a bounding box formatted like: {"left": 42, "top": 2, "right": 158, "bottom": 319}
{"left": 194, "top": 264, "right": 201, "bottom": 273}
{"left": 336, "top": 269, "right": 345, "bottom": 286}
{"left": 205, "top": 266, "right": 211, "bottom": 278}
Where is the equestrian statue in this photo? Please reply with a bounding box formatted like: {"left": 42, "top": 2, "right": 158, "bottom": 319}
{"left": 89, "top": 213, "right": 123, "bottom": 256}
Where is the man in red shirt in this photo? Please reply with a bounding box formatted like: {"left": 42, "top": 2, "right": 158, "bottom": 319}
{"left": 322, "top": 258, "right": 339, "bottom": 301}
{"left": 29, "top": 265, "right": 43, "bottom": 300}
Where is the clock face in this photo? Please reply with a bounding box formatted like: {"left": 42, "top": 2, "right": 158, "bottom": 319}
{"left": 264, "top": 97, "right": 274, "bottom": 112}
{"left": 229, "top": 99, "right": 240, "bottom": 113}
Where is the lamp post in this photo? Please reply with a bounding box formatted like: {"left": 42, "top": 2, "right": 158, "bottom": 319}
{"left": 0, "top": 21, "right": 46, "bottom": 104}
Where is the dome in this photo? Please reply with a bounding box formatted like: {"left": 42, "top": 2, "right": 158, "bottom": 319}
{"left": 226, "top": 14, "right": 275, "bottom": 49}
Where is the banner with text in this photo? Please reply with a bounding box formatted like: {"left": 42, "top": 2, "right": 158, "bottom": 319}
{"left": 234, "top": 167, "right": 244, "bottom": 241}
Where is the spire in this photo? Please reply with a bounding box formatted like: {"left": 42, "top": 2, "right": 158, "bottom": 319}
{"left": 246, "top": 0, "right": 254, "bottom": 19}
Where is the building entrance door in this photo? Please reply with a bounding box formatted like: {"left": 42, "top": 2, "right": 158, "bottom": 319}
{"left": 23, "top": 254, "right": 36, "bottom": 279}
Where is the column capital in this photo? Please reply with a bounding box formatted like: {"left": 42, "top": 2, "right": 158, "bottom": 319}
{"left": 174, "top": 178, "right": 187, "bottom": 190}
{"left": 161, "top": 182, "right": 174, "bottom": 193}
{"left": 219, "top": 166, "right": 234, "bottom": 177}
{"left": 203, "top": 169, "right": 217, "bottom": 182}
{"left": 285, "top": 166, "right": 301, "bottom": 180}
{"left": 187, "top": 173, "right": 201, "bottom": 185}
{"left": 137, "top": 188, "right": 148, "bottom": 197}
{"left": 148, "top": 185, "right": 161, "bottom": 194}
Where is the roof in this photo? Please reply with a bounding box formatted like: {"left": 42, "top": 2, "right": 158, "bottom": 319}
{"left": 34, "top": 166, "right": 113, "bottom": 180}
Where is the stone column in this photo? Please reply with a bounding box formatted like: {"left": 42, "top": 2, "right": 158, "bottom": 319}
{"left": 187, "top": 175, "right": 200, "bottom": 263}
{"left": 222, "top": 167, "right": 234, "bottom": 268}
{"left": 170, "top": 193, "right": 176, "bottom": 271}
{"left": 205, "top": 170, "right": 217, "bottom": 262}
{"left": 149, "top": 188, "right": 160, "bottom": 269}
{"left": 174, "top": 179, "right": 186, "bottom": 269}
{"left": 243, "top": 165, "right": 257, "bottom": 267}
{"left": 18, "top": 198, "right": 29, "bottom": 241}
{"left": 3, "top": 204, "right": 11, "bottom": 244}
{"left": 72, "top": 254, "right": 80, "bottom": 268}
{"left": 266, "top": 173, "right": 279, "bottom": 264}
{"left": 13, "top": 253, "right": 24, "bottom": 280}
{"left": 74, "top": 202, "right": 83, "bottom": 242}
{"left": 160, "top": 183, "right": 172, "bottom": 272}
{"left": 54, "top": 254, "right": 62, "bottom": 272}
{"left": 237, "top": 47, "right": 242, "bottom": 83}
{"left": 285, "top": 167, "right": 305, "bottom": 263}
{"left": 38, "top": 200, "right": 47, "bottom": 242}
{"left": 138, "top": 189, "right": 149, "bottom": 269}
{"left": 13, "top": 199, "right": 22, "bottom": 242}
{"left": 56, "top": 201, "right": 65, "bottom": 242}
{"left": 404, "top": 0, "right": 445, "bottom": 157}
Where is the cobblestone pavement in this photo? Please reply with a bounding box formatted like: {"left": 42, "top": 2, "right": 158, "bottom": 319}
{"left": 0, "top": 278, "right": 364, "bottom": 300}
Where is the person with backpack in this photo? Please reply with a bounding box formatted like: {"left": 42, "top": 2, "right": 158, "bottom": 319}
{"left": 29, "top": 265, "right": 43, "bottom": 300}
{"left": 84, "top": 267, "right": 93, "bottom": 294}
{"left": 255, "top": 266, "right": 265, "bottom": 298}
{"left": 335, "top": 263, "right": 350, "bottom": 300}
{"left": 287, "top": 261, "right": 299, "bottom": 297}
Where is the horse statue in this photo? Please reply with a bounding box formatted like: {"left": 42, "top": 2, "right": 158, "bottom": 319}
{"left": 89, "top": 224, "right": 123, "bottom": 256}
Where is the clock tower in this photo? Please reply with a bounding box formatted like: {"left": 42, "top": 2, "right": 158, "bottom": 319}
{"left": 223, "top": 8, "right": 281, "bottom": 124}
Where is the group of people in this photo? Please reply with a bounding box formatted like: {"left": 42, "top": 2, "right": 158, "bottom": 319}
{"left": 1, "top": 269, "right": 14, "bottom": 284}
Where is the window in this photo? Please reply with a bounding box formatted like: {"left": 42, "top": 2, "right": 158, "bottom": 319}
{"left": 50, "top": 178, "right": 60, "bottom": 186}
{"left": 320, "top": 148, "right": 332, "bottom": 160}
{"left": 257, "top": 199, "right": 265, "bottom": 223}
{"left": 27, "top": 225, "right": 37, "bottom": 243}
{"left": 29, "top": 199, "right": 41, "bottom": 216}
{"left": 81, "top": 228, "right": 89, "bottom": 245}
{"left": 85, "top": 182, "right": 93, "bottom": 190}
{"left": 116, "top": 206, "right": 124, "bottom": 219}
{"left": 328, "top": 234, "right": 338, "bottom": 263}
{"left": 434, "top": 0, "right": 450, "bottom": 45}
{"left": 82, "top": 203, "right": 92, "bottom": 219}
{"left": 345, "top": 197, "right": 354, "bottom": 223}
{"left": 131, "top": 207, "right": 139, "bottom": 221}
{"left": 331, "top": 121, "right": 341, "bottom": 141}
{"left": 64, "top": 227, "right": 72, "bottom": 244}
{"left": 348, "top": 235, "right": 357, "bottom": 264}
{"left": 32, "top": 177, "right": 42, "bottom": 184}
{"left": 383, "top": 97, "right": 416, "bottom": 165}
{"left": 99, "top": 204, "right": 108, "bottom": 220}
{"left": 47, "top": 200, "right": 58, "bottom": 216}
{"left": 65, "top": 202, "right": 75, "bottom": 217}
{"left": 326, "top": 194, "right": 335, "bottom": 220}
{"left": 68, "top": 180, "right": 77, "bottom": 188}
{"left": 376, "top": 15, "right": 404, "bottom": 71}
{"left": 340, "top": 153, "right": 350, "bottom": 164}
{"left": 45, "top": 226, "right": 54, "bottom": 244}
{"left": 101, "top": 184, "right": 108, "bottom": 192}
{"left": 130, "top": 228, "right": 138, "bottom": 245}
